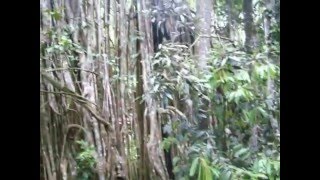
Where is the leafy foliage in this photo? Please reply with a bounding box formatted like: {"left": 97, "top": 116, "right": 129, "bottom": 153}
{"left": 151, "top": 29, "right": 279, "bottom": 179}
{"left": 75, "top": 140, "right": 97, "bottom": 180}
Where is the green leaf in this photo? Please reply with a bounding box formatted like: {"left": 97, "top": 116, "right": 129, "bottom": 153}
{"left": 266, "top": 161, "right": 272, "bottom": 175}
{"left": 205, "top": 167, "right": 213, "bottom": 180}
{"left": 243, "top": 89, "right": 254, "bottom": 101}
{"left": 240, "top": 150, "right": 251, "bottom": 160}
{"left": 154, "top": 52, "right": 161, "bottom": 59}
{"left": 258, "top": 159, "right": 267, "bottom": 172}
{"left": 173, "top": 166, "right": 180, "bottom": 173}
{"left": 173, "top": 157, "right": 180, "bottom": 166}
{"left": 233, "top": 144, "right": 243, "bottom": 151}
{"left": 221, "top": 57, "right": 228, "bottom": 67}
{"left": 235, "top": 70, "right": 251, "bottom": 82}
{"left": 46, "top": 47, "right": 54, "bottom": 53}
{"left": 189, "top": 157, "right": 199, "bottom": 176}
{"left": 234, "top": 148, "right": 249, "bottom": 158}
{"left": 225, "top": 76, "right": 235, "bottom": 82}
{"left": 51, "top": 11, "right": 62, "bottom": 21}
{"left": 198, "top": 163, "right": 202, "bottom": 180}
{"left": 210, "top": 167, "right": 220, "bottom": 177}
{"left": 220, "top": 170, "right": 232, "bottom": 180}
{"left": 273, "top": 160, "right": 280, "bottom": 172}
{"left": 229, "top": 56, "right": 241, "bottom": 62}
{"left": 257, "top": 107, "right": 268, "bottom": 117}
{"left": 254, "top": 173, "right": 268, "bottom": 179}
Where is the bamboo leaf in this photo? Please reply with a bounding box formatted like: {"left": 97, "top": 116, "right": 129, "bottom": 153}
{"left": 190, "top": 157, "right": 199, "bottom": 176}
{"left": 197, "top": 163, "right": 202, "bottom": 180}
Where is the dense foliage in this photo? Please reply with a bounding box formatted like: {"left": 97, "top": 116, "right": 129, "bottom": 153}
{"left": 40, "top": 0, "right": 279, "bottom": 179}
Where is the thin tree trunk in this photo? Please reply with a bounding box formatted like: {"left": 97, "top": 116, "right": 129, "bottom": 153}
{"left": 194, "top": 0, "right": 213, "bottom": 131}
{"left": 264, "top": 0, "right": 280, "bottom": 139}
{"left": 274, "top": 0, "right": 280, "bottom": 26}
{"left": 195, "top": 0, "right": 212, "bottom": 71}
{"left": 133, "top": 4, "right": 151, "bottom": 178}
{"left": 243, "top": 0, "right": 258, "bottom": 52}
{"left": 264, "top": 0, "right": 274, "bottom": 46}
{"left": 119, "top": 0, "right": 129, "bottom": 177}
{"left": 226, "top": 0, "right": 234, "bottom": 39}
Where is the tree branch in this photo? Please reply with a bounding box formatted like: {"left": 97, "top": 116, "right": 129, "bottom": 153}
{"left": 43, "top": 67, "right": 99, "bottom": 76}
{"left": 41, "top": 72, "right": 112, "bottom": 130}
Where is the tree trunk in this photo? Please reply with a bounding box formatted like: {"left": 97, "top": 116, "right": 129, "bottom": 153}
{"left": 274, "top": 0, "right": 280, "bottom": 26}
{"left": 226, "top": 0, "right": 234, "bottom": 40}
{"left": 263, "top": 0, "right": 280, "bottom": 140}
{"left": 136, "top": 0, "right": 169, "bottom": 179}
{"left": 243, "top": 0, "right": 258, "bottom": 52}
{"left": 195, "top": 0, "right": 213, "bottom": 71}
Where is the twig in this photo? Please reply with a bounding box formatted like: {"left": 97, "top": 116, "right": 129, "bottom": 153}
{"left": 199, "top": 35, "right": 235, "bottom": 43}
{"left": 43, "top": 67, "right": 98, "bottom": 76}
{"left": 190, "top": 34, "right": 236, "bottom": 52}
{"left": 158, "top": 106, "right": 187, "bottom": 120}
{"left": 189, "top": 36, "right": 200, "bottom": 49}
